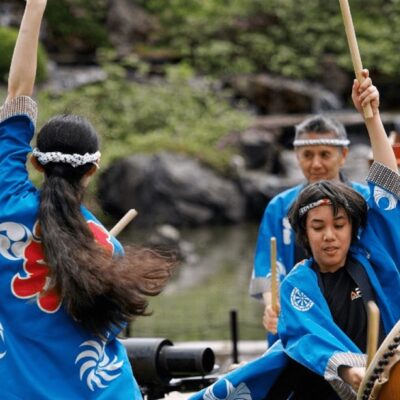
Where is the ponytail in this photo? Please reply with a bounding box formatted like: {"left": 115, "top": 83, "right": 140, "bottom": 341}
{"left": 37, "top": 115, "right": 175, "bottom": 338}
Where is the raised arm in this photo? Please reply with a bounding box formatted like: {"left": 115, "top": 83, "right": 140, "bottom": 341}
{"left": 352, "top": 69, "right": 398, "bottom": 172}
{"left": 6, "top": 0, "right": 47, "bottom": 103}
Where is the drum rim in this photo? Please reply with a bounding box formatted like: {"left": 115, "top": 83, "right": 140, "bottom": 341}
{"left": 357, "top": 319, "right": 400, "bottom": 400}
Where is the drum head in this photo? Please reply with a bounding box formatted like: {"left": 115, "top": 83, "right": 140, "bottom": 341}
{"left": 357, "top": 319, "right": 400, "bottom": 400}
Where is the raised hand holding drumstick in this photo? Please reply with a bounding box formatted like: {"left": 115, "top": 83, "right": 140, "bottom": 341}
{"left": 340, "top": 68, "right": 397, "bottom": 394}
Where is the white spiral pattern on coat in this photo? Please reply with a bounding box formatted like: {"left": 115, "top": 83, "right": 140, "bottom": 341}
{"left": 373, "top": 186, "right": 397, "bottom": 210}
{"left": 0, "top": 323, "right": 6, "bottom": 359}
{"left": 204, "top": 379, "right": 252, "bottom": 400}
{"left": 75, "top": 340, "right": 123, "bottom": 391}
{"left": 0, "top": 222, "right": 30, "bottom": 261}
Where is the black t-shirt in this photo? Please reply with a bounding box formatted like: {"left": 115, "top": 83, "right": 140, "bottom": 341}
{"left": 317, "top": 259, "right": 368, "bottom": 352}
{"left": 268, "top": 358, "right": 340, "bottom": 400}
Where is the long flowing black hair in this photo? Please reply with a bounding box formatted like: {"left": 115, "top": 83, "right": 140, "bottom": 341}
{"left": 36, "top": 115, "right": 174, "bottom": 338}
{"left": 288, "top": 180, "right": 367, "bottom": 257}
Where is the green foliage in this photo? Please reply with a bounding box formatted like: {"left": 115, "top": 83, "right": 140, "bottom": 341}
{"left": 0, "top": 27, "right": 47, "bottom": 83}
{"left": 136, "top": 0, "right": 400, "bottom": 81}
{"left": 37, "top": 64, "right": 250, "bottom": 172}
{"left": 45, "top": 0, "right": 108, "bottom": 50}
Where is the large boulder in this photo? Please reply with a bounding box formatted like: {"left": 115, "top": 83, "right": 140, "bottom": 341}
{"left": 227, "top": 73, "right": 342, "bottom": 114}
{"left": 98, "top": 152, "right": 246, "bottom": 226}
{"left": 236, "top": 150, "right": 304, "bottom": 218}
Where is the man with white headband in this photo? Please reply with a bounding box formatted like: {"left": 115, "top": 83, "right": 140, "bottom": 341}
{"left": 250, "top": 115, "right": 369, "bottom": 344}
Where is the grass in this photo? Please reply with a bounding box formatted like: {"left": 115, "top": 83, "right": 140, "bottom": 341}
{"left": 128, "top": 224, "right": 266, "bottom": 342}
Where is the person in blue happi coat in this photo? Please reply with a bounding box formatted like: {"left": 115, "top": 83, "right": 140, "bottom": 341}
{"left": 277, "top": 72, "right": 400, "bottom": 399}
{"left": 0, "top": 1, "right": 174, "bottom": 399}
{"left": 250, "top": 114, "right": 369, "bottom": 345}
{"left": 190, "top": 73, "right": 400, "bottom": 400}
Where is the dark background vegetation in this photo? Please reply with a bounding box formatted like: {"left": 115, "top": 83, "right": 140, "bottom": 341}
{"left": 1, "top": 0, "right": 399, "bottom": 173}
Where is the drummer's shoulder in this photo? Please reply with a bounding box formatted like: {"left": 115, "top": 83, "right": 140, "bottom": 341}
{"left": 366, "top": 162, "right": 400, "bottom": 199}
{"left": 350, "top": 180, "right": 369, "bottom": 199}
{"left": 288, "top": 258, "right": 313, "bottom": 275}
{"left": 281, "top": 258, "right": 314, "bottom": 288}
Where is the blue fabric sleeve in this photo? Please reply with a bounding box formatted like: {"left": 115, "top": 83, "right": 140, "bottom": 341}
{"left": 250, "top": 189, "right": 297, "bottom": 299}
{"left": 0, "top": 97, "right": 38, "bottom": 204}
{"left": 364, "top": 163, "right": 400, "bottom": 270}
{"left": 189, "top": 340, "right": 288, "bottom": 400}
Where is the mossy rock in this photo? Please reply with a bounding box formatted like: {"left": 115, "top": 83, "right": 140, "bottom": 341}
{"left": 0, "top": 27, "right": 48, "bottom": 83}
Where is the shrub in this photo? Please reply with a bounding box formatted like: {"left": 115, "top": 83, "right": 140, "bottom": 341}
{"left": 0, "top": 27, "right": 47, "bottom": 83}
{"left": 37, "top": 63, "right": 251, "bottom": 173}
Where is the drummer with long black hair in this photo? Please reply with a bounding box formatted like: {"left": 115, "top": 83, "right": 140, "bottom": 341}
{"left": 277, "top": 71, "right": 400, "bottom": 399}
{"left": 0, "top": 1, "right": 175, "bottom": 398}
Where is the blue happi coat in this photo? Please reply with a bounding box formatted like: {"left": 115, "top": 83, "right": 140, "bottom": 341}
{"left": 279, "top": 163, "right": 400, "bottom": 399}
{"left": 0, "top": 97, "right": 142, "bottom": 399}
{"left": 250, "top": 181, "right": 369, "bottom": 300}
{"left": 191, "top": 163, "right": 400, "bottom": 400}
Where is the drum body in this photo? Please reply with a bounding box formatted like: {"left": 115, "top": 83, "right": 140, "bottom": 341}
{"left": 358, "top": 320, "right": 400, "bottom": 400}
{"left": 379, "top": 361, "right": 400, "bottom": 399}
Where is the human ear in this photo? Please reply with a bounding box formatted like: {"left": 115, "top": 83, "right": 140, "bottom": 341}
{"left": 340, "top": 146, "right": 349, "bottom": 160}
{"left": 30, "top": 155, "right": 44, "bottom": 173}
{"left": 80, "top": 164, "right": 98, "bottom": 188}
{"left": 85, "top": 164, "right": 98, "bottom": 177}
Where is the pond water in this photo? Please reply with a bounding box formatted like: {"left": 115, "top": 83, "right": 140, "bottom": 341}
{"left": 119, "top": 223, "right": 266, "bottom": 342}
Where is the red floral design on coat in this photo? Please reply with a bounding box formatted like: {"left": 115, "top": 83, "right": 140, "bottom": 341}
{"left": 11, "top": 220, "right": 114, "bottom": 313}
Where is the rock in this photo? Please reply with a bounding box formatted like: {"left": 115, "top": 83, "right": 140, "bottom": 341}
{"left": 44, "top": 63, "right": 107, "bottom": 93}
{"left": 239, "top": 127, "right": 283, "bottom": 171}
{"left": 0, "top": 3, "right": 22, "bottom": 27}
{"left": 148, "top": 224, "right": 199, "bottom": 265}
{"left": 227, "top": 73, "right": 342, "bottom": 114}
{"left": 106, "top": 0, "right": 158, "bottom": 57}
{"left": 98, "top": 152, "right": 246, "bottom": 226}
{"left": 237, "top": 150, "right": 303, "bottom": 218}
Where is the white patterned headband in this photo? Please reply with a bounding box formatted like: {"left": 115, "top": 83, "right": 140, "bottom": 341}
{"left": 32, "top": 148, "right": 101, "bottom": 168}
{"left": 293, "top": 138, "right": 350, "bottom": 147}
{"left": 299, "top": 198, "right": 332, "bottom": 217}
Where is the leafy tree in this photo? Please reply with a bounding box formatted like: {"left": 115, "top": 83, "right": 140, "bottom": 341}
{"left": 136, "top": 0, "right": 400, "bottom": 82}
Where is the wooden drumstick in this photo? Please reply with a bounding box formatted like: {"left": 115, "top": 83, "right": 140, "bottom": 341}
{"left": 366, "top": 301, "right": 380, "bottom": 367}
{"left": 109, "top": 209, "right": 138, "bottom": 237}
{"left": 339, "top": 0, "right": 373, "bottom": 119}
{"left": 270, "top": 237, "right": 279, "bottom": 313}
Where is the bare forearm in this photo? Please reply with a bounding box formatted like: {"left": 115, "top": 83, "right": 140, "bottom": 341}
{"left": 365, "top": 113, "right": 398, "bottom": 172}
{"left": 6, "top": 0, "right": 47, "bottom": 101}
{"left": 352, "top": 70, "right": 398, "bottom": 173}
